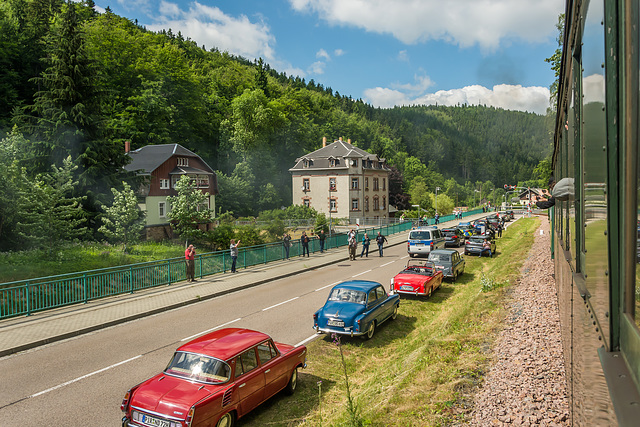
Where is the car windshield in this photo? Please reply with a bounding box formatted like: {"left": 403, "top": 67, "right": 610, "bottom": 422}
{"left": 409, "top": 231, "right": 431, "bottom": 240}
{"left": 328, "top": 288, "right": 367, "bottom": 304}
{"left": 468, "top": 237, "right": 486, "bottom": 244}
{"left": 429, "top": 253, "right": 450, "bottom": 262}
{"left": 442, "top": 231, "right": 457, "bottom": 236}
{"left": 165, "top": 352, "right": 231, "bottom": 384}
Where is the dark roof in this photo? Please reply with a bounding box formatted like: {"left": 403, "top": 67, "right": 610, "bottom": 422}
{"left": 290, "top": 140, "right": 388, "bottom": 171}
{"left": 124, "top": 144, "right": 214, "bottom": 174}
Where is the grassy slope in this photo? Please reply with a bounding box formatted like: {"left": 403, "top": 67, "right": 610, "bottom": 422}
{"left": 243, "top": 217, "right": 541, "bottom": 426}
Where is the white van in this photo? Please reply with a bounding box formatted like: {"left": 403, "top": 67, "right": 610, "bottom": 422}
{"left": 407, "top": 227, "right": 445, "bottom": 257}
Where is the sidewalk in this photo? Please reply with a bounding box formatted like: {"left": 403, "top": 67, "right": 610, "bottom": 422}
{"left": 0, "top": 215, "right": 486, "bottom": 357}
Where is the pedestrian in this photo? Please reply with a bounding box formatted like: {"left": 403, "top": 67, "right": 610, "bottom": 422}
{"left": 301, "top": 232, "right": 310, "bottom": 257}
{"left": 497, "top": 222, "right": 503, "bottom": 238}
{"left": 376, "top": 232, "right": 388, "bottom": 257}
{"left": 230, "top": 239, "right": 240, "bottom": 273}
{"left": 435, "top": 212, "right": 440, "bottom": 224}
{"left": 283, "top": 233, "right": 291, "bottom": 259}
{"left": 348, "top": 233, "right": 358, "bottom": 260}
{"left": 318, "top": 230, "right": 326, "bottom": 253}
{"left": 185, "top": 244, "right": 196, "bottom": 282}
{"left": 481, "top": 239, "right": 492, "bottom": 257}
{"left": 360, "top": 233, "right": 371, "bottom": 257}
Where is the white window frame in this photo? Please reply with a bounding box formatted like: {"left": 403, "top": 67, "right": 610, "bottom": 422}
{"left": 159, "top": 201, "right": 166, "bottom": 218}
{"left": 330, "top": 199, "right": 337, "bottom": 212}
{"left": 177, "top": 157, "right": 189, "bottom": 167}
{"left": 351, "top": 178, "right": 359, "bottom": 190}
{"left": 303, "top": 178, "right": 310, "bottom": 191}
{"left": 160, "top": 179, "right": 169, "bottom": 189}
{"left": 351, "top": 198, "right": 359, "bottom": 211}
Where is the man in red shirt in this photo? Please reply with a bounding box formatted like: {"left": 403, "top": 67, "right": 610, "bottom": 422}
{"left": 185, "top": 244, "right": 196, "bottom": 282}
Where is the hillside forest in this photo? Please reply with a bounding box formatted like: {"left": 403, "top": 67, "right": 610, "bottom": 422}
{"left": 0, "top": 0, "right": 553, "bottom": 252}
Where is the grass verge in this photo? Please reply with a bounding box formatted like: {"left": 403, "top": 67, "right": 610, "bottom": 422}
{"left": 242, "top": 217, "right": 541, "bottom": 426}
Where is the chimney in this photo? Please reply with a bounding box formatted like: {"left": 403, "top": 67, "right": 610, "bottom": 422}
{"left": 323, "top": 136, "right": 327, "bottom": 147}
{"left": 125, "top": 141, "right": 131, "bottom": 153}
{"left": 348, "top": 138, "right": 351, "bottom": 144}
{"left": 339, "top": 137, "right": 343, "bottom": 142}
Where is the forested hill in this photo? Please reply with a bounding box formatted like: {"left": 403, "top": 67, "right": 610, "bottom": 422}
{"left": 0, "top": 0, "right": 552, "bottom": 220}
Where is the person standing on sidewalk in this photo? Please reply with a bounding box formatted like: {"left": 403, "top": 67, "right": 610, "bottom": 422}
{"left": 283, "top": 233, "right": 291, "bottom": 259}
{"left": 360, "top": 233, "right": 371, "bottom": 258}
{"left": 318, "top": 230, "right": 326, "bottom": 253}
{"left": 376, "top": 232, "right": 388, "bottom": 257}
{"left": 348, "top": 233, "right": 357, "bottom": 260}
{"left": 300, "top": 232, "right": 310, "bottom": 257}
{"left": 230, "top": 239, "right": 240, "bottom": 273}
{"left": 185, "top": 244, "right": 196, "bottom": 282}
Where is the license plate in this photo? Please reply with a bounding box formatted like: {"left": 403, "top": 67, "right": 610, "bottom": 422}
{"left": 400, "top": 285, "right": 414, "bottom": 291}
{"left": 415, "top": 243, "right": 424, "bottom": 247}
{"left": 327, "top": 319, "right": 344, "bottom": 327}
{"left": 435, "top": 265, "right": 444, "bottom": 269}
{"left": 141, "top": 414, "right": 170, "bottom": 427}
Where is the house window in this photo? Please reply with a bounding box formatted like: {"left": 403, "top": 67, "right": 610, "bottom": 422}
{"left": 196, "top": 176, "right": 209, "bottom": 187}
{"left": 373, "top": 196, "right": 379, "bottom": 211}
{"left": 350, "top": 158, "right": 358, "bottom": 167}
{"left": 177, "top": 157, "right": 189, "bottom": 167}
{"left": 329, "top": 177, "right": 336, "bottom": 191}
{"left": 330, "top": 199, "right": 337, "bottom": 212}
{"left": 303, "top": 178, "right": 310, "bottom": 191}
{"left": 351, "top": 178, "right": 359, "bottom": 190}
{"left": 365, "top": 197, "right": 369, "bottom": 212}
{"left": 382, "top": 196, "right": 386, "bottom": 210}
{"left": 171, "top": 176, "right": 180, "bottom": 188}
{"left": 351, "top": 199, "right": 359, "bottom": 211}
{"left": 303, "top": 198, "right": 310, "bottom": 208}
{"left": 160, "top": 179, "right": 169, "bottom": 189}
{"left": 364, "top": 177, "right": 369, "bottom": 191}
{"left": 383, "top": 178, "right": 386, "bottom": 190}
{"left": 159, "top": 202, "right": 166, "bottom": 218}
{"left": 373, "top": 178, "right": 379, "bottom": 191}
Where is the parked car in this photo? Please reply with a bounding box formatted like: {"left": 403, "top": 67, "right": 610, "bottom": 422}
{"left": 441, "top": 227, "right": 464, "bottom": 247}
{"left": 313, "top": 280, "right": 400, "bottom": 339}
{"left": 464, "top": 235, "right": 496, "bottom": 257}
{"left": 498, "top": 211, "right": 511, "bottom": 222}
{"left": 121, "top": 328, "right": 307, "bottom": 427}
{"left": 407, "top": 226, "right": 445, "bottom": 257}
{"left": 389, "top": 259, "right": 444, "bottom": 297}
{"left": 428, "top": 249, "right": 465, "bottom": 281}
{"left": 458, "top": 222, "right": 475, "bottom": 237}
{"left": 472, "top": 219, "right": 495, "bottom": 238}
{"left": 505, "top": 210, "right": 515, "bottom": 219}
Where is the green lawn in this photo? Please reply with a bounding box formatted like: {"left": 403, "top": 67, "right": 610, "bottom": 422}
{"left": 241, "top": 217, "right": 541, "bottom": 426}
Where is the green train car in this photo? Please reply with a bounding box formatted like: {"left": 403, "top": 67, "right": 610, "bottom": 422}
{"left": 553, "top": 0, "right": 640, "bottom": 424}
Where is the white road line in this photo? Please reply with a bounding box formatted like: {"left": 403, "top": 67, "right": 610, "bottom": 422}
{"left": 262, "top": 297, "right": 299, "bottom": 311}
{"left": 31, "top": 355, "right": 142, "bottom": 398}
{"left": 315, "top": 281, "right": 340, "bottom": 292}
{"left": 352, "top": 269, "right": 372, "bottom": 278}
{"left": 380, "top": 261, "right": 396, "bottom": 267}
{"left": 295, "top": 334, "right": 319, "bottom": 347}
{"left": 181, "top": 318, "right": 242, "bottom": 342}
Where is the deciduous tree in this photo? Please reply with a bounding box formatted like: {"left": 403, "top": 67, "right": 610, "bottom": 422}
{"left": 98, "top": 181, "right": 144, "bottom": 252}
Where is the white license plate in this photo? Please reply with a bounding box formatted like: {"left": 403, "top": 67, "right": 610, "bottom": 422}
{"left": 327, "top": 320, "right": 344, "bottom": 327}
{"left": 400, "top": 285, "right": 414, "bottom": 291}
{"left": 415, "top": 243, "right": 424, "bottom": 247}
{"left": 142, "top": 414, "right": 170, "bottom": 427}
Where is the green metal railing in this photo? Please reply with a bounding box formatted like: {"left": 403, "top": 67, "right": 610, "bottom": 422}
{"left": 0, "top": 221, "right": 417, "bottom": 320}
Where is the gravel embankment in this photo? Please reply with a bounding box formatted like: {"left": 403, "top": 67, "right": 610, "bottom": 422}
{"left": 469, "top": 218, "right": 570, "bottom": 426}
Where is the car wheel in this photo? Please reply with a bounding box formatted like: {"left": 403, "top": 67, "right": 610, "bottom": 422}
{"left": 216, "top": 413, "right": 234, "bottom": 427}
{"left": 452, "top": 272, "right": 457, "bottom": 282}
{"left": 391, "top": 305, "right": 398, "bottom": 320}
{"left": 364, "top": 322, "right": 376, "bottom": 340}
{"left": 284, "top": 367, "right": 298, "bottom": 395}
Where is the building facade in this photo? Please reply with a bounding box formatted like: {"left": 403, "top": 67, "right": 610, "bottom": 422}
{"left": 124, "top": 143, "right": 218, "bottom": 239}
{"left": 289, "top": 137, "right": 390, "bottom": 224}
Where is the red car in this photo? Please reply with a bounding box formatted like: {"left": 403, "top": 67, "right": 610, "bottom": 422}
{"left": 389, "top": 259, "right": 443, "bottom": 297}
{"left": 121, "top": 328, "right": 307, "bottom": 427}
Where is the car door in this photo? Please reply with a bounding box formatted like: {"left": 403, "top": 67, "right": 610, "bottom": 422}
{"left": 366, "top": 288, "right": 383, "bottom": 325}
{"left": 375, "top": 285, "right": 393, "bottom": 319}
{"left": 234, "top": 348, "right": 265, "bottom": 416}
{"left": 257, "top": 340, "right": 287, "bottom": 399}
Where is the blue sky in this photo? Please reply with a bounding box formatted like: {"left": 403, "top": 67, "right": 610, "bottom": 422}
{"left": 96, "top": 0, "right": 565, "bottom": 115}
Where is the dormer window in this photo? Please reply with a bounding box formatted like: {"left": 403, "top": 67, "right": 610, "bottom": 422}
{"left": 329, "top": 158, "right": 338, "bottom": 167}
{"left": 303, "top": 159, "right": 313, "bottom": 168}
{"left": 177, "top": 157, "right": 189, "bottom": 167}
{"left": 349, "top": 158, "right": 358, "bottom": 167}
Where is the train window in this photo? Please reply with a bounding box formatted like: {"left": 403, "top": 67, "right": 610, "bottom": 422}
{"left": 581, "top": 1, "right": 609, "bottom": 345}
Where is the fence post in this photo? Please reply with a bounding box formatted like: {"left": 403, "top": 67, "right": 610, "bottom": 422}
{"left": 168, "top": 259, "right": 172, "bottom": 286}
{"left": 222, "top": 252, "right": 226, "bottom": 273}
{"left": 199, "top": 255, "right": 203, "bottom": 278}
{"left": 83, "top": 273, "right": 88, "bottom": 304}
{"left": 129, "top": 266, "right": 134, "bottom": 294}
{"left": 25, "top": 282, "right": 31, "bottom": 317}
{"left": 243, "top": 250, "right": 246, "bottom": 270}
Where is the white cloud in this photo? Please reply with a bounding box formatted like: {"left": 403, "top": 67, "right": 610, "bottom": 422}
{"left": 316, "top": 49, "right": 331, "bottom": 60}
{"left": 392, "top": 74, "right": 433, "bottom": 93}
{"left": 397, "top": 50, "right": 409, "bottom": 62}
{"left": 288, "top": 0, "right": 563, "bottom": 50}
{"left": 364, "top": 83, "right": 550, "bottom": 114}
{"left": 147, "top": 1, "right": 276, "bottom": 61}
{"left": 308, "top": 61, "right": 326, "bottom": 75}
{"left": 334, "top": 48, "right": 346, "bottom": 56}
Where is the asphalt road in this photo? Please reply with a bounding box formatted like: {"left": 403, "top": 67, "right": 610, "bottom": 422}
{"left": 0, "top": 243, "right": 418, "bottom": 426}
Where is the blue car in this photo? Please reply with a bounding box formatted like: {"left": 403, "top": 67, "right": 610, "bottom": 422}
{"left": 313, "top": 280, "right": 400, "bottom": 339}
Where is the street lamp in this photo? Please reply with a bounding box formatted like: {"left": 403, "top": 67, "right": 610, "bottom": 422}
{"left": 411, "top": 204, "right": 421, "bottom": 223}
{"left": 474, "top": 189, "right": 480, "bottom": 207}
{"left": 435, "top": 187, "right": 440, "bottom": 215}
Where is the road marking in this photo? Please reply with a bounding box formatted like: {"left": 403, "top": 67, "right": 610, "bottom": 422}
{"left": 262, "top": 297, "right": 299, "bottom": 311}
{"left": 30, "top": 355, "right": 142, "bottom": 398}
{"left": 295, "top": 334, "right": 319, "bottom": 347}
{"left": 315, "top": 281, "right": 340, "bottom": 292}
{"left": 401, "top": 255, "right": 409, "bottom": 259}
{"left": 352, "top": 269, "right": 372, "bottom": 278}
{"left": 181, "top": 318, "right": 242, "bottom": 341}
{"left": 380, "top": 260, "right": 396, "bottom": 267}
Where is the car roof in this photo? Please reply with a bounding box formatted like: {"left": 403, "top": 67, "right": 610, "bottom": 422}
{"left": 177, "top": 328, "right": 271, "bottom": 361}
{"left": 332, "top": 280, "right": 383, "bottom": 292}
{"left": 429, "top": 249, "right": 457, "bottom": 254}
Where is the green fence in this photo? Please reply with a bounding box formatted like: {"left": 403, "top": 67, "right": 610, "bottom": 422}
{"left": 0, "top": 221, "right": 416, "bottom": 320}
